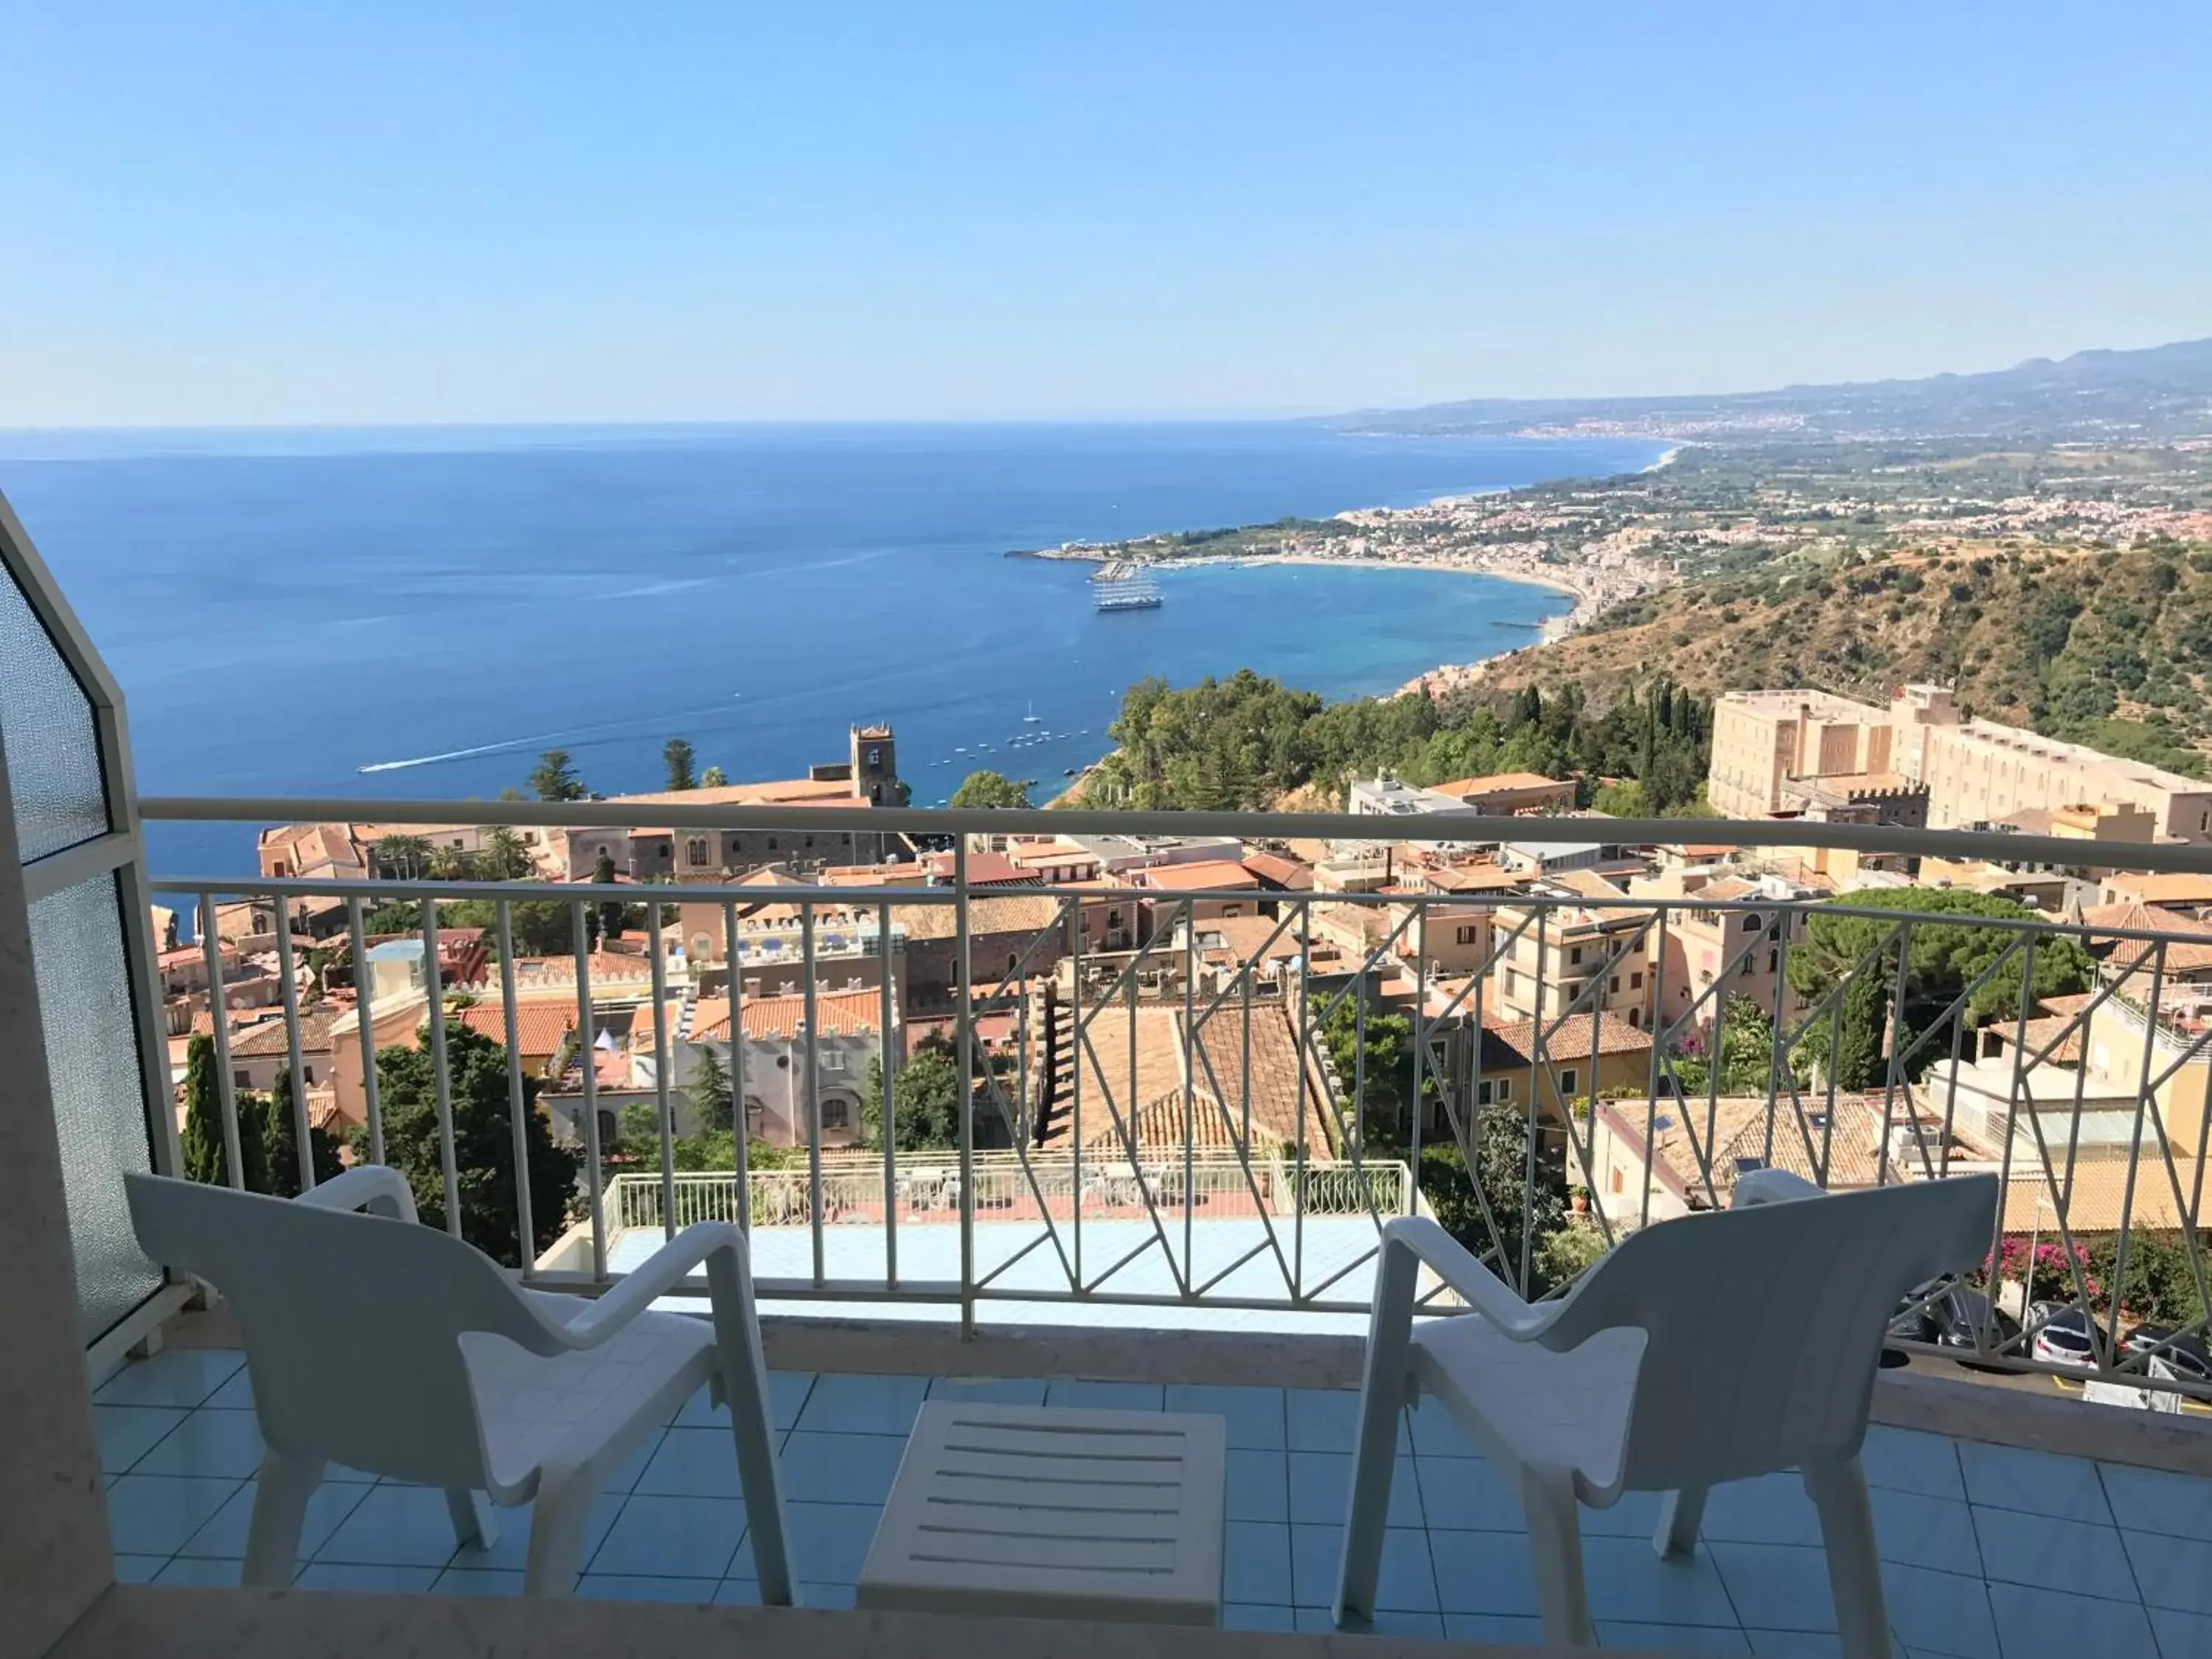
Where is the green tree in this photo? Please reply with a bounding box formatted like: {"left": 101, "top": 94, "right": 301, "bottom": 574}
{"left": 1323, "top": 998, "right": 1425, "bottom": 1144}
{"left": 178, "top": 1033, "right": 271, "bottom": 1193}
{"left": 663, "top": 737, "right": 698, "bottom": 792}
{"left": 1672, "top": 994, "right": 1779, "bottom": 1096}
{"left": 260, "top": 1072, "right": 344, "bottom": 1197}
{"left": 686, "top": 1045, "right": 735, "bottom": 1134}
{"left": 1791, "top": 970, "right": 1886, "bottom": 1090}
{"left": 2089, "top": 1231, "right": 2205, "bottom": 1326}
{"left": 863, "top": 1039, "right": 964, "bottom": 1151}
{"left": 372, "top": 834, "right": 434, "bottom": 880}
{"left": 529, "top": 748, "right": 588, "bottom": 803}
{"left": 591, "top": 852, "right": 627, "bottom": 942}
{"left": 476, "top": 827, "right": 535, "bottom": 880}
{"left": 1418, "top": 1110, "right": 1569, "bottom": 1295}
{"left": 365, "top": 1019, "right": 580, "bottom": 1267}
{"left": 700, "top": 765, "right": 728, "bottom": 787}
{"left": 949, "top": 769, "right": 1032, "bottom": 809}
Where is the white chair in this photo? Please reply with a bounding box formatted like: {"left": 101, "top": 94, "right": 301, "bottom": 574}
{"left": 125, "top": 1166, "right": 795, "bottom": 1600}
{"left": 1335, "top": 1169, "right": 1998, "bottom": 1658}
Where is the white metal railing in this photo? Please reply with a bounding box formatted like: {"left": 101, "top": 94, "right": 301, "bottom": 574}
{"left": 141, "top": 796, "right": 2212, "bottom": 1394}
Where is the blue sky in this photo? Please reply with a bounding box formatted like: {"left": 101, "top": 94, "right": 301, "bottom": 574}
{"left": 3, "top": 4, "right": 2208, "bottom": 425}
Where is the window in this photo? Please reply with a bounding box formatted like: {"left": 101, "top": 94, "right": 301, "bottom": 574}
{"left": 1475, "top": 1080, "right": 1494, "bottom": 1105}
{"left": 1740, "top": 958, "right": 1753, "bottom": 976}
{"left": 596, "top": 1110, "right": 617, "bottom": 1146}
{"left": 1559, "top": 1068, "right": 1579, "bottom": 1096}
{"left": 804, "top": 836, "right": 814, "bottom": 849}
{"left": 232, "top": 1069, "right": 251, "bottom": 1089}
{"left": 1107, "top": 909, "right": 1122, "bottom": 928}
{"left": 819, "top": 1097, "right": 852, "bottom": 1130}
{"left": 303, "top": 1065, "right": 316, "bottom": 1084}
{"left": 1497, "top": 1078, "right": 1512, "bottom": 1102}
{"left": 767, "top": 838, "right": 779, "bottom": 852}
{"left": 1610, "top": 1167, "right": 1624, "bottom": 1194}
{"left": 1630, "top": 971, "right": 1643, "bottom": 990}
{"left": 868, "top": 747, "right": 882, "bottom": 768}
{"left": 1743, "top": 916, "right": 1761, "bottom": 934}
{"left": 1503, "top": 969, "right": 1517, "bottom": 994}
{"left": 1767, "top": 947, "right": 1778, "bottom": 972}
{"left": 1609, "top": 975, "right": 1621, "bottom": 994}
{"left": 686, "top": 836, "right": 709, "bottom": 867}
{"left": 1569, "top": 946, "right": 1583, "bottom": 966}
{"left": 821, "top": 1051, "right": 846, "bottom": 1071}
{"left": 1626, "top": 1008, "right": 1641, "bottom": 1029}
{"left": 1455, "top": 925, "right": 1478, "bottom": 945}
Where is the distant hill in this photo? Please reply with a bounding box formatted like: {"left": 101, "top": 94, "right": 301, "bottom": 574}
{"left": 1339, "top": 338, "right": 2212, "bottom": 444}
{"left": 1469, "top": 540, "right": 2212, "bottom": 778}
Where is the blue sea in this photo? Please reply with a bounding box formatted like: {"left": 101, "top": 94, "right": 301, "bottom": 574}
{"left": 0, "top": 423, "right": 1663, "bottom": 874}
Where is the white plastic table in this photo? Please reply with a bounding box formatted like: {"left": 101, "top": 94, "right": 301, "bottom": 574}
{"left": 857, "top": 1400, "right": 1228, "bottom": 1625}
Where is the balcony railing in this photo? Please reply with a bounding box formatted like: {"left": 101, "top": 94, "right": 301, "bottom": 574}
{"left": 139, "top": 796, "right": 2212, "bottom": 1397}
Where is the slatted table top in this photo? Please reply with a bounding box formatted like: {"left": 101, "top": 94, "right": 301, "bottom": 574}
{"left": 856, "top": 1400, "right": 1228, "bottom": 1625}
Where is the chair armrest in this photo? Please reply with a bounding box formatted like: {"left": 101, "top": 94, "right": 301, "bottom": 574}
{"left": 557, "top": 1222, "right": 747, "bottom": 1349}
{"left": 292, "top": 1164, "right": 417, "bottom": 1223}
{"left": 1731, "top": 1169, "right": 1825, "bottom": 1209}
{"left": 1382, "top": 1216, "right": 1563, "bottom": 1342}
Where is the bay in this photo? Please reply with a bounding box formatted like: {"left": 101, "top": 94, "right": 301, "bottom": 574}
{"left": 0, "top": 422, "right": 1664, "bottom": 873}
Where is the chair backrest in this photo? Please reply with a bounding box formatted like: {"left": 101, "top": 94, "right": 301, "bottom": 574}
{"left": 126, "top": 1172, "right": 555, "bottom": 1486}
{"left": 1540, "top": 1175, "right": 1997, "bottom": 1492}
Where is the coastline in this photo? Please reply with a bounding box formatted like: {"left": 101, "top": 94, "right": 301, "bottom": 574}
{"left": 1113, "top": 548, "right": 1587, "bottom": 600}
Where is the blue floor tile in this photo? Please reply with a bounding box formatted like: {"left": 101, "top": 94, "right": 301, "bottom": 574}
{"left": 1871, "top": 1489, "right": 1981, "bottom": 1578}
{"left": 674, "top": 1371, "right": 815, "bottom": 1433}
{"left": 1287, "top": 1390, "right": 1360, "bottom": 1453}
{"left": 576, "top": 1574, "right": 719, "bottom": 1601}
{"left": 1414, "top": 1457, "right": 1524, "bottom": 1533}
{"left": 1227, "top": 1448, "right": 1290, "bottom": 1523}
{"left": 154, "top": 1557, "right": 243, "bottom": 1586}
{"left": 93, "top": 1405, "right": 188, "bottom": 1475}
{"left": 1972, "top": 1506, "right": 2138, "bottom": 1602}
{"left": 94, "top": 1350, "right": 245, "bottom": 1410}
{"left": 177, "top": 1477, "right": 372, "bottom": 1562}
{"left": 2103, "top": 1462, "right": 2212, "bottom": 1543}
{"left": 780, "top": 1500, "right": 885, "bottom": 1585}
{"left": 1580, "top": 1534, "right": 1737, "bottom": 1627}
{"left": 634, "top": 1427, "right": 748, "bottom": 1500}
{"left": 1743, "top": 1634, "right": 1856, "bottom": 1658}
{"left": 1292, "top": 1522, "right": 1436, "bottom": 1613}
{"left": 1988, "top": 1582, "right": 2156, "bottom": 1659}
{"left": 1710, "top": 1542, "right": 1836, "bottom": 1632}
{"left": 130, "top": 1409, "right": 266, "bottom": 1480}
{"left": 928, "top": 1377, "right": 1048, "bottom": 1406}
{"left": 1043, "top": 1380, "right": 1164, "bottom": 1411}
{"left": 1427, "top": 1528, "right": 1540, "bottom": 1617}
{"left": 2150, "top": 1606, "right": 2212, "bottom": 1659}
{"left": 2126, "top": 1528, "right": 2212, "bottom": 1617}
{"left": 601, "top": 1428, "right": 665, "bottom": 1495}
{"left": 792, "top": 1373, "right": 927, "bottom": 1436}
{"left": 107, "top": 1475, "right": 246, "bottom": 1556}
{"left": 1704, "top": 1474, "right": 1823, "bottom": 1547}
{"left": 1958, "top": 1442, "right": 2112, "bottom": 1526}
{"left": 1290, "top": 1451, "right": 1422, "bottom": 1526}
{"left": 203, "top": 1369, "right": 254, "bottom": 1411}
{"left": 1878, "top": 1562, "right": 1998, "bottom": 1659}
{"left": 434, "top": 1568, "right": 525, "bottom": 1596}
{"left": 446, "top": 1492, "right": 624, "bottom": 1575}
{"left": 779, "top": 1432, "right": 908, "bottom": 1506}
{"left": 1405, "top": 1399, "right": 1480, "bottom": 1459}
{"left": 712, "top": 1579, "right": 762, "bottom": 1606}
{"left": 1297, "top": 1606, "right": 1446, "bottom": 1637}
{"left": 114, "top": 1554, "right": 167, "bottom": 1583}
{"left": 1581, "top": 1491, "right": 1670, "bottom": 1540}
{"left": 1598, "top": 1622, "right": 1750, "bottom": 1652}
{"left": 1225, "top": 1603, "right": 1299, "bottom": 1632}
{"left": 1861, "top": 1427, "right": 1966, "bottom": 1503}
{"left": 1165, "top": 1385, "right": 1286, "bottom": 1449}
{"left": 1444, "top": 1613, "right": 1545, "bottom": 1644}
{"left": 296, "top": 1562, "right": 442, "bottom": 1592}
{"left": 586, "top": 1495, "right": 745, "bottom": 1580}
{"left": 1224, "top": 1520, "right": 1294, "bottom": 1605}
{"left": 799, "top": 1582, "right": 857, "bottom": 1610}
{"left": 314, "top": 1484, "right": 471, "bottom": 1568}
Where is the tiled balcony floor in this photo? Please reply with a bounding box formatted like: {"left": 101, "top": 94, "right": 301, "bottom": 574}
{"left": 92, "top": 1346, "right": 2212, "bottom": 1658}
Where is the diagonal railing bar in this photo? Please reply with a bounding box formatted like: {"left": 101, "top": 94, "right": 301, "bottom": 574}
{"left": 967, "top": 1039, "right": 1079, "bottom": 1290}
{"left": 1082, "top": 1229, "right": 1175, "bottom": 1298}
{"left": 1190, "top": 1236, "right": 1279, "bottom": 1300}
{"left": 1182, "top": 1005, "right": 1298, "bottom": 1295}
{"left": 1070, "top": 1012, "right": 1190, "bottom": 1298}
{"left": 971, "top": 1225, "right": 1057, "bottom": 1293}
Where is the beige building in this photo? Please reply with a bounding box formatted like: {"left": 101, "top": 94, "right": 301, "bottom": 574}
{"left": 1916, "top": 717, "right": 2212, "bottom": 844}
{"left": 1431, "top": 771, "right": 1577, "bottom": 815}
{"left": 1629, "top": 866, "right": 1810, "bottom": 1035}
{"left": 1707, "top": 691, "right": 1894, "bottom": 818}
{"left": 1489, "top": 873, "right": 1654, "bottom": 1031}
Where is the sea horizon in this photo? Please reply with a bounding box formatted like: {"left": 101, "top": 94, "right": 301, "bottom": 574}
{"left": 0, "top": 422, "right": 1666, "bottom": 874}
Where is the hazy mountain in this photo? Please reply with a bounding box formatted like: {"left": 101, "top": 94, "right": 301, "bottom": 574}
{"left": 1338, "top": 338, "right": 2212, "bottom": 444}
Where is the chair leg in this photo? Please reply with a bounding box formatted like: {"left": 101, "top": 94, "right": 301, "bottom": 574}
{"left": 446, "top": 1488, "right": 500, "bottom": 1551}
{"left": 243, "top": 1452, "right": 324, "bottom": 1587}
{"left": 1804, "top": 1455, "right": 1889, "bottom": 1659}
{"left": 1333, "top": 1227, "right": 1419, "bottom": 1626}
{"left": 1522, "top": 1467, "right": 1595, "bottom": 1648}
{"left": 1653, "top": 1484, "right": 1707, "bottom": 1558}
{"left": 523, "top": 1466, "right": 591, "bottom": 1598}
{"left": 706, "top": 1249, "right": 797, "bottom": 1605}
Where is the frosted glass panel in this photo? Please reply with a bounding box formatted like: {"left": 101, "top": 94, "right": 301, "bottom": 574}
{"left": 31, "top": 872, "right": 161, "bottom": 1341}
{"left": 0, "top": 565, "right": 109, "bottom": 862}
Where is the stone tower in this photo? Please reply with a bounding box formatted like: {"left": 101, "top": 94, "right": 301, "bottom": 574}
{"left": 850, "top": 723, "right": 898, "bottom": 804}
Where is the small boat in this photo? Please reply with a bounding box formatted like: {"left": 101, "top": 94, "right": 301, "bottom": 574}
{"left": 1023, "top": 702, "right": 1042, "bottom": 723}
{"left": 1063, "top": 768, "right": 1079, "bottom": 777}
{"left": 954, "top": 745, "right": 967, "bottom": 754}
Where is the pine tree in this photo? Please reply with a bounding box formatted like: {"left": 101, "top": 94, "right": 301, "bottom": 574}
{"left": 179, "top": 1032, "right": 271, "bottom": 1192}
{"left": 663, "top": 737, "right": 697, "bottom": 792}
{"left": 686, "top": 1044, "right": 735, "bottom": 1133}
{"left": 260, "top": 1072, "right": 345, "bottom": 1197}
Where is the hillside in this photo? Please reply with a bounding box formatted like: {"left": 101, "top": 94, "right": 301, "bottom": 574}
{"left": 1473, "top": 539, "right": 2212, "bottom": 777}
{"left": 1336, "top": 337, "right": 2212, "bottom": 444}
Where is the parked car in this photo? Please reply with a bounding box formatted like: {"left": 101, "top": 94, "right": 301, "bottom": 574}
{"left": 2028, "top": 1302, "right": 2098, "bottom": 1370}
{"left": 1888, "top": 1281, "right": 2020, "bottom": 1369}
{"left": 2121, "top": 1324, "right": 2212, "bottom": 1383}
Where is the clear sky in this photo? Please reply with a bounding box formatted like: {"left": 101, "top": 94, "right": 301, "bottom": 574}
{"left": 3, "top": 4, "right": 2208, "bottom": 425}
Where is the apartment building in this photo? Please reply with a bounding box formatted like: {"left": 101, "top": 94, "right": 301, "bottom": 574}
{"left": 1488, "top": 872, "right": 1655, "bottom": 1030}
{"left": 681, "top": 988, "right": 884, "bottom": 1147}
{"left": 1918, "top": 717, "right": 2212, "bottom": 844}
{"left": 1629, "top": 865, "right": 1810, "bottom": 1034}
{"left": 1430, "top": 771, "right": 1577, "bottom": 815}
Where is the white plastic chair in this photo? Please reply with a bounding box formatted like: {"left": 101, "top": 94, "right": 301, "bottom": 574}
{"left": 125, "top": 1166, "right": 795, "bottom": 1600}
{"left": 1335, "top": 1169, "right": 1998, "bottom": 1658}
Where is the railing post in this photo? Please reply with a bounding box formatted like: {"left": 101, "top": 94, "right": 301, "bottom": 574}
{"left": 420, "top": 895, "right": 458, "bottom": 1233}
{"left": 200, "top": 888, "right": 245, "bottom": 1190}
{"left": 880, "top": 898, "right": 898, "bottom": 1288}
{"left": 649, "top": 898, "right": 676, "bottom": 1244}
{"left": 498, "top": 902, "right": 534, "bottom": 1273}
{"left": 274, "top": 894, "right": 315, "bottom": 1191}
{"left": 573, "top": 900, "right": 606, "bottom": 1281}
{"left": 954, "top": 839, "right": 976, "bottom": 1336}
{"left": 724, "top": 900, "right": 748, "bottom": 1237}
{"left": 346, "top": 897, "right": 383, "bottom": 1166}
{"left": 803, "top": 901, "right": 824, "bottom": 1288}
